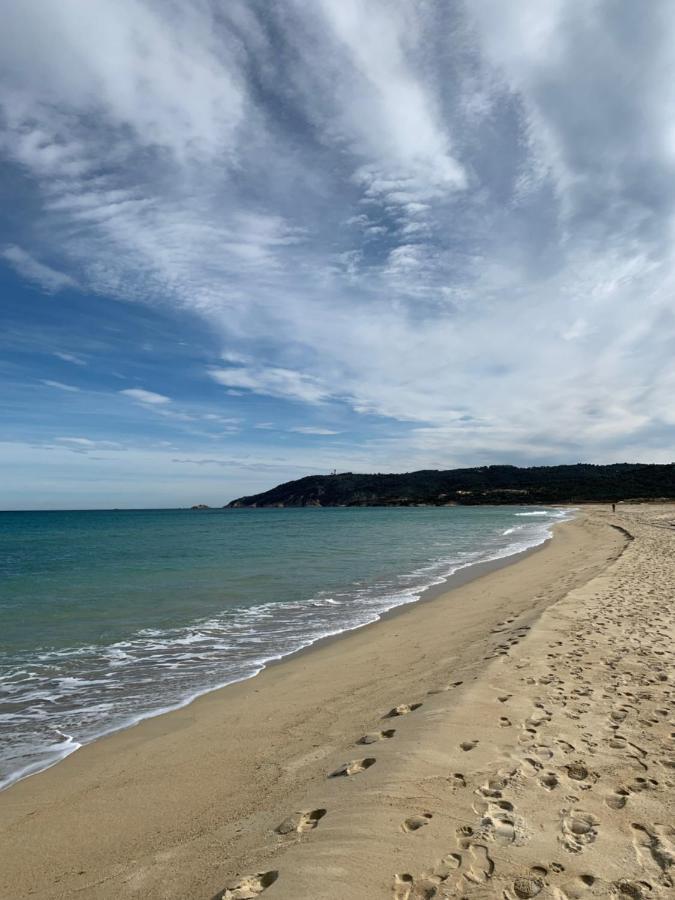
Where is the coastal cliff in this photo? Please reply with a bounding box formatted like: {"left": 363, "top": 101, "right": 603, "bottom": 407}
{"left": 225, "top": 462, "right": 675, "bottom": 508}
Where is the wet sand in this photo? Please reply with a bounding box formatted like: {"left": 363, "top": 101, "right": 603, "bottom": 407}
{"left": 1, "top": 506, "right": 672, "bottom": 899}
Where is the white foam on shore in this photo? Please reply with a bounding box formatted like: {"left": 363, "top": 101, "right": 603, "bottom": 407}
{"left": 0, "top": 507, "right": 575, "bottom": 792}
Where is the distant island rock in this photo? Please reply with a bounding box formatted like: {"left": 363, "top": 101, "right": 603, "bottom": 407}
{"left": 225, "top": 463, "right": 675, "bottom": 508}
{"left": 190, "top": 504, "right": 211, "bottom": 510}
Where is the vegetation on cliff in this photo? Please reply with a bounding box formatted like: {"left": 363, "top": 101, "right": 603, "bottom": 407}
{"left": 225, "top": 463, "right": 675, "bottom": 508}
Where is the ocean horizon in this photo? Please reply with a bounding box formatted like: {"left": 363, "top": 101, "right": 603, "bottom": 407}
{"left": 0, "top": 505, "right": 572, "bottom": 790}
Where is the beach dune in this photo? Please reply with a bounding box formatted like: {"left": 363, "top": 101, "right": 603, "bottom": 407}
{"left": 1, "top": 506, "right": 673, "bottom": 899}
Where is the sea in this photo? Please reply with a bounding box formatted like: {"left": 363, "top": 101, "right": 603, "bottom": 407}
{"left": 0, "top": 505, "right": 572, "bottom": 790}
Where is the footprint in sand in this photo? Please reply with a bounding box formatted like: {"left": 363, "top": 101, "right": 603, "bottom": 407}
{"left": 500, "top": 716, "right": 513, "bottom": 727}
{"left": 533, "top": 744, "right": 554, "bottom": 761}
{"left": 460, "top": 740, "right": 479, "bottom": 751}
{"left": 392, "top": 849, "right": 466, "bottom": 898}
{"left": 530, "top": 865, "right": 549, "bottom": 879}
{"left": 434, "top": 853, "right": 462, "bottom": 877}
{"left": 540, "top": 771, "right": 560, "bottom": 790}
{"left": 393, "top": 873, "right": 414, "bottom": 900}
{"left": 631, "top": 823, "right": 675, "bottom": 883}
{"left": 631, "top": 777, "right": 659, "bottom": 793}
{"left": 402, "top": 813, "right": 433, "bottom": 833}
{"left": 560, "top": 810, "right": 599, "bottom": 853}
{"left": 565, "top": 761, "right": 598, "bottom": 785}
{"left": 478, "top": 801, "right": 517, "bottom": 844}
{"left": 526, "top": 711, "right": 552, "bottom": 729}
{"left": 455, "top": 824, "right": 475, "bottom": 848}
{"left": 392, "top": 873, "right": 441, "bottom": 899}
{"left": 554, "top": 874, "right": 598, "bottom": 898}
{"left": 329, "top": 757, "right": 375, "bottom": 777}
{"left": 476, "top": 780, "right": 505, "bottom": 799}
{"left": 358, "top": 729, "right": 395, "bottom": 744}
{"left": 523, "top": 757, "right": 544, "bottom": 774}
{"left": 506, "top": 875, "right": 544, "bottom": 898}
{"left": 221, "top": 870, "right": 278, "bottom": 899}
{"left": 605, "top": 787, "right": 631, "bottom": 809}
{"left": 428, "top": 680, "right": 463, "bottom": 695}
{"left": 473, "top": 794, "right": 512, "bottom": 815}
{"left": 387, "top": 702, "right": 423, "bottom": 717}
{"left": 463, "top": 844, "right": 495, "bottom": 884}
{"left": 610, "top": 879, "right": 654, "bottom": 899}
{"left": 276, "top": 808, "right": 326, "bottom": 834}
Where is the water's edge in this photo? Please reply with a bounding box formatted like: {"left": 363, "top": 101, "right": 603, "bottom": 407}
{"left": 1, "top": 513, "right": 573, "bottom": 792}
{"left": 276, "top": 527, "right": 560, "bottom": 668}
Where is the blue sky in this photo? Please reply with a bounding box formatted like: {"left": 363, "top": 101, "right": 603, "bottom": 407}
{"left": 2, "top": 1, "right": 675, "bottom": 509}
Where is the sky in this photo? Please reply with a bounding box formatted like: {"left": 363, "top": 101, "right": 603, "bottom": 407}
{"left": 2, "top": 1, "right": 675, "bottom": 509}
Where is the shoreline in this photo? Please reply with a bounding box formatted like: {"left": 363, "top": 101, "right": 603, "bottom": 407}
{"left": 279, "top": 526, "right": 558, "bottom": 668}
{"left": 0, "top": 512, "right": 566, "bottom": 794}
{"left": 0, "top": 507, "right": 633, "bottom": 900}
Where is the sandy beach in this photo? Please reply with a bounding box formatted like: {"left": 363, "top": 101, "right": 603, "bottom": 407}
{"left": 1, "top": 505, "right": 673, "bottom": 899}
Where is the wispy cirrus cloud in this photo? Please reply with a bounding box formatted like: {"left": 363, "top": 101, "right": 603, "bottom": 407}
{"left": 55, "top": 436, "right": 124, "bottom": 453}
{"left": 119, "top": 388, "right": 171, "bottom": 405}
{"left": 208, "top": 367, "right": 330, "bottom": 404}
{"left": 290, "top": 426, "right": 341, "bottom": 435}
{"left": 53, "top": 351, "right": 87, "bottom": 366}
{"left": 2, "top": 0, "right": 675, "bottom": 496}
{"left": 41, "top": 379, "right": 80, "bottom": 392}
{"left": 2, "top": 245, "right": 76, "bottom": 293}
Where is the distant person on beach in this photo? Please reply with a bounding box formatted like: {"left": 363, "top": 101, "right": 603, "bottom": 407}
{"left": 612, "top": 503, "right": 616, "bottom": 513}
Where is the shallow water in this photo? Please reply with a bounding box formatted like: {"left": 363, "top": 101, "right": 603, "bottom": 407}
{"left": 0, "top": 505, "right": 571, "bottom": 788}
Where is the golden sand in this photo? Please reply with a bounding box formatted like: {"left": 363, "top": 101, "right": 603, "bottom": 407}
{"left": 1, "top": 506, "right": 673, "bottom": 899}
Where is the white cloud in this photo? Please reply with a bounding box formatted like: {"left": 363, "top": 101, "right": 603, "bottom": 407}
{"left": 2, "top": 245, "right": 76, "bottom": 292}
{"left": 561, "top": 318, "right": 591, "bottom": 341}
{"left": 55, "top": 436, "right": 124, "bottom": 452}
{"left": 0, "top": 1, "right": 246, "bottom": 164}
{"left": 54, "top": 351, "right": 87, "bottom": 365}
{"left": 209, "top": 367, "right": 330, "bottom": 404}
{"left": 120, "top": 388, "right": 171, "bottom": 405}
{"left": 41, "top": 379, "right": 80, "bottom": 392}
{"left": 291, "top": 426, "right": 341, "bottom": 435}
{"left": 309, "top": 0, "right": 466, "bottom": 202}
{"left": 3, "top": 0, "right": 675, "bottom": 476}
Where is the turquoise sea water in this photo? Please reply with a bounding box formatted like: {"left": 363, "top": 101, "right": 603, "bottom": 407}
{"left": 0, "top": 505, "right": 571, "bottom": 789}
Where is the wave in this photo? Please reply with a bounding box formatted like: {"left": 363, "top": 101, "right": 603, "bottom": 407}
{"left": 0, "top": 507, "right": 573, "bottom": 791}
